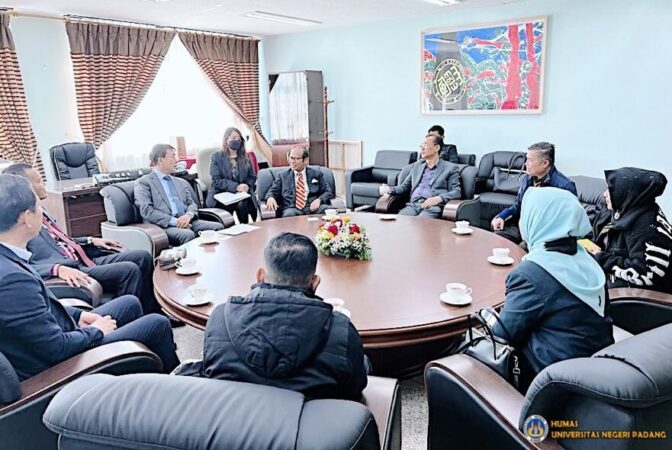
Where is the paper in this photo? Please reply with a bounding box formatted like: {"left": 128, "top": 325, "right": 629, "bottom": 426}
{"left": 578, "top": 239, "right": 601, "bottom": 253}
{"left": 220, "top": 224, "right": 260, "bottom": 236}
{"left": 214, "top": 191, "right": 251, "bottom": 206}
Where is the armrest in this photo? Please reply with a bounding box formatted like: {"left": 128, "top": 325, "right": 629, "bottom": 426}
{"left": 442, "top": 197, "right": 480, "bottom": 223}
{"left": 608, "top": 288, "right": 672, "bottom": 306}
{"left": 425, "top": 355, "right": 563, "bottom": 450}
{"left": 375, "top": 194, "right": 407, "bottom": 214}
{"left": 347, "top": 166, "right": 374, "bottom": 183}
{"left": 0, "top": 341, "right": 161, "bottom": 416}
{"left": 361, "top": 376, "right": 401, "bottom": 450}
{"left": 101, "top": 222, "right": 169, "bottom": 260}
{"left": 198, "top": 208, "right": 235, "bottom": 228}
{"left": 56, "top": 298, "right": 93, "bottom": 311}
{"left": 259, "top": 201, "right": 278, "bottom": 220}
{"left": 607, "top": 288, "right": 672, "bottom": 334}
{"left": 46, "top": 278, "right": 104, "bottom": 307}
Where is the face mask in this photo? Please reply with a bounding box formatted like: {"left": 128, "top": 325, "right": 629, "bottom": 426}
{"left": 228, "top": 139, "right": 243, "bottom": 151}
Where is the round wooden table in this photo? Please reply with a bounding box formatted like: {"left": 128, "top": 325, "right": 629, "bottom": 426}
{"left": 154, "top": 213, "right": 525, "bottom": 376}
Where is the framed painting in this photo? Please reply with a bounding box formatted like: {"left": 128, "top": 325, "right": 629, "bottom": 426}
{"left": 421, "top": 17, "right": 547, "bottom": 115}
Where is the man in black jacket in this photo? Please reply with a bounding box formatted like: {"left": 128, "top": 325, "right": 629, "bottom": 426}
{"left": 184, "top": 232, "right": 369, "bottom": 400}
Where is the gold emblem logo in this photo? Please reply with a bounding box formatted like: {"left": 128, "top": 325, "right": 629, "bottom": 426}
{"left": 432, "top": 59, "right": 467, "bottom": 105}
{"left": 524, "top": 415, "right": 549, "bottom": 442}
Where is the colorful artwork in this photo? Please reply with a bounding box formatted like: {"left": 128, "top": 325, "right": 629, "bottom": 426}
{"left": 421, "top": 17, "right": 546, "bottom": 114}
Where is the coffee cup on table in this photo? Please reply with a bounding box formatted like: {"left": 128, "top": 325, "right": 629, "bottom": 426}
{"left": 177, "top": 257, "right": 197, "bottom": 272}
{"left": 444, "top": 283, "right": 472, "bottom": 300}
{"left": 455, "top": 220, "right": 470, "bottom": 231}
{"left": 188, "top": 284, "right": 208, "bottom": 301}
{"left": 492, "top": 248, "right": 510, "bottom": 260}
{"left": 325, "top": 208, "right": 338, "bottom": 216}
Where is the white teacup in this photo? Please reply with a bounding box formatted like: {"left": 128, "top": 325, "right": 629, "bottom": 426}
{"left": 492, "top": 248, "right": 510, "bottom": 260}
{"left": 324, "top": 298, "right": 345, "bottom": 308}
{"left": 177, "top": 257, "right": 197, "bottom": 272}
{"left": 199, "top": 230, "right": 218, "bottom": 243}
{"left": 445, "top": 283, "right": 472, "bottom": 299}
{"left": 325, "top": 208, "right": 338, "bottom": 216}
{"left": 188, "top": 284, "right": 208, "bottom": 300}
{"left": 335, "top": 307, "right": 351, "bottom": 319}
{"left": 455, "top": 220, "right": 470, "bottom": 231}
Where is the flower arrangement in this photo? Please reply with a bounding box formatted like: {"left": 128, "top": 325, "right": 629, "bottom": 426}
{"left": 316, "top": 215, "right": 372, "bottom": 261}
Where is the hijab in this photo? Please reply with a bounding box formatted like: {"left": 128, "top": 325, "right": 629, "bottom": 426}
{"left": 520, "top": 187, "right": 606, "bottom": 316}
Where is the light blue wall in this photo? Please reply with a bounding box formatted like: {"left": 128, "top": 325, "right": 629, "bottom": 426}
{"left": 262, "top": 0, "right": 672, "bottom": 212}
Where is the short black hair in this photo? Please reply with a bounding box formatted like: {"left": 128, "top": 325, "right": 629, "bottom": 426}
{"left": 0, "top": 174, "right": 37, "bottom": 232}
{"left": 287, "top": 146, "right": 309, "bottom": 159}
{"left": 425, "top": 134, "right": 443, "bottom": 147}
{"left": 2, "top": 163, "right": 32, "bottom": 177}
{"left": 428, "top": 125, "right": 445, "bottom": 137}
{"left": 149, "top": 144, "right": 175, "bottom": 166}
{"left": 264, "top": 232, "right": 318, "bottom": 289}
{"left": 528, "top": 142, "right": 555, "bottom": 166}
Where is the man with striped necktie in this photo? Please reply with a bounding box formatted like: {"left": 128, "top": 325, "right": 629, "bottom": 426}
{"left": 265, "top": 146, "right": 334, "bottom": 218}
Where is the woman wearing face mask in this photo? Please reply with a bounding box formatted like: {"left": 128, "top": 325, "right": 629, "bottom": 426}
{"left": 492, "top": 187, "right": 614, "bottom": 390}
{"left": 206, "top": 127, "right": 258, "bottom": 223}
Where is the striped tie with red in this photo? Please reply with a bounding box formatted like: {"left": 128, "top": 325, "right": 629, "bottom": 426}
{"left": 295, "top": 172, "right": 307, "bottom": 209}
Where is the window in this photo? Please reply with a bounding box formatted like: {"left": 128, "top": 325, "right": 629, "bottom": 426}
{"left": 101, "top": 39, "right": 251, "bottom": 170}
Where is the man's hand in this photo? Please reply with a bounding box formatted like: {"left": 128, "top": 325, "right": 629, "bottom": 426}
{"left": 266, "top": 197, "right": 278, "bottom": 211}
{"left": 491, "top": 217, "right": 505, "bottom": 231}
{"left": 379, "top": 184, "right": 392, "bottom": 196}
{"left": 236, "top": 184, "right": 249, "bottom": 193}
{"left": 88, "top": 315, "right": 117, "bottom": 335}
{"left": 57, "top": 266, "right": 93, "bottom": 288}
{"left": 175, "top": 214, "right": 192, "bottom": 229}
{"left": 309, "top": 198, "right": 322, "bottom": 212}
{"left": 78, "top": 311, "right": 102, "bottom": 327}
{"left": 421, "top": 196, "right": 442, "bottom": 209}
{"left": 90, "top": 237, "right": 123, "bottom": 251}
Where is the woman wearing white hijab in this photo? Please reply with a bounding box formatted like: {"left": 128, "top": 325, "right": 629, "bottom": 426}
{"left": 492, "top": 187, "right": 614, "bottom": 381}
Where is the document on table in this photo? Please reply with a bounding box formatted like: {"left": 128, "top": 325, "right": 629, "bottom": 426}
{"left": 214, "top": 191, "right": 251, "bottom": 205}
{"left": 219, "top": 224, "right": 260, "bottom": 236}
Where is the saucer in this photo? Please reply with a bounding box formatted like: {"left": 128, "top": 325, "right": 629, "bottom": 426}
{"left": 487, "top": 256, "right": 514, "bottom": 266}
{"left": 185, "top": 293, "right": 213, "bottom": 307}
{"left": 451, "top": 227, "right": 473, "bottom": 235}
{"left": 176, "top": 266, "right": 201, "bottom": 275}
{"left": 199, "top": 238, "right": 219, "bottom": 245}
{"left": 440, "top": 292, "right": 473, "bottom": 306}
{"left": 379, "top": 214, "right": 397, "bottom": 220}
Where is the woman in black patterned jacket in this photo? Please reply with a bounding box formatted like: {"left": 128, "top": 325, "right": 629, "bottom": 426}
{"left": 590, "top": 167, "right": 672, "bottom": 294}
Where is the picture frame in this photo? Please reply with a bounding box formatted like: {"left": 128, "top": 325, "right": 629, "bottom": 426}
{"left": 421, "top": 16, "right": 548, "bottom": 115}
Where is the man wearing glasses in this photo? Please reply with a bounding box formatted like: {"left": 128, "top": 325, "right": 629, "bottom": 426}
{"left": 265, "top": 146, "right": 334, "bottom": 217}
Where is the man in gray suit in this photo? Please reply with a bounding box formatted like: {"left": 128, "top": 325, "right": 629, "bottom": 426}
{"left": 135, "top": 144, "right": 223, "bottom": 246}
{"left": 379, "top": 134, "right": 461, "bottom": 218}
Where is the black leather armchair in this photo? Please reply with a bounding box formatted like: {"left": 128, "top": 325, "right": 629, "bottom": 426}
{"left": 50, "top": 143, "right": 100, "bottom": 180}
{"left": 456, "top": 153, "right": 477, "bottom": 166}
{"left": 569, "top": 175, "right": 607, "bottom": 223}
{"left": 375, "top": 163, "right": 478, "bottom": 222}
{"left": 425, "top": 324, "right": 671, "bottom": 450}
{"left": 608, "top": 287, "right": 672, "bottom": 334}
{"left": 345, "top": 150, "right": 418, "bottom": 210}
{"left": 44, "top": 373, "right": 401, "bottom": 450}
{"left": 99, "top": 181, "right": 234, "bottom": 258}
{"left": 46, "top": 277, "right": 108, "bottom": 307}
{"left": 0, "top": 342, "right": 162, "bottom": 450}
{"left": 257, "top": 166, "right": 346, "bottom": 220}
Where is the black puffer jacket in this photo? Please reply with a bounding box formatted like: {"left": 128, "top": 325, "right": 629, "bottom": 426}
{"left": 195, "top": 283, "right": 368, "bottom": 400}
{"left": 592, "top": 168, "right": 672, "bottom": 294}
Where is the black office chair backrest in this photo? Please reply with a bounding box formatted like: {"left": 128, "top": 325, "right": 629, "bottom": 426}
{"left": 371, "top": 150, "right": 418, "bottom": 183}
{"left": 475, "top": 151, "right": 525, "bottom": 193}
{"left": 0, "top": 351, "right": 21, "bottom": 404}
{"left": 456, "top": 153, "right": 476, "bottom": 166}
{"left": 51, "top": 142, "right": 100, "bottom": 180}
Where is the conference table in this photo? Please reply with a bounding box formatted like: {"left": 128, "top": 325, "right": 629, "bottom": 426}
{"left": 154, "top": 212, "right": 526, "bottom": 376}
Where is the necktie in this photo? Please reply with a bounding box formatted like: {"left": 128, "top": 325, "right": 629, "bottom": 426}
{"left": 164, "top": 175, "right": 186, "bottom": 217}
{"left": 295, "top": 172, "right": 307, "bottom": 209}
{"left": 42, "top": 217, "right": 95, "bottom": 267}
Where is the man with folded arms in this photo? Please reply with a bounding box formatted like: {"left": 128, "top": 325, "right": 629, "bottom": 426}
{"left": 2, "top": 163, "right": 159, "bottom": 315}
{"left": 379, "top": 134, "right": 461, "bottom": 218}
{"left": 179, "top": 232, "right": 369, "bottom": 400}
{"left": 265, "top": 146, "right": 335, "bottom": 217}
{"left": 0, "top": 174, "right": 179, "bottom": 380}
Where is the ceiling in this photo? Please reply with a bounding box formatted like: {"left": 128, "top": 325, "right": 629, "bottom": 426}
{"left": 7, "top": 0, "right": 524, "bottom": 36}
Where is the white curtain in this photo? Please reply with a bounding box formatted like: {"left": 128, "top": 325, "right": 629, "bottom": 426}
{"left": 269, "top": 72, "right": 309, "bottom": 144}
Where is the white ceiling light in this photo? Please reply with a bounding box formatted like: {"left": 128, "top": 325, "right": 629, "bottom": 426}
{"left": 243, "top": 11, "right": 322, "bottom": 26}
{"left": 423, "top": 0, "right": 465, "bottom": 5}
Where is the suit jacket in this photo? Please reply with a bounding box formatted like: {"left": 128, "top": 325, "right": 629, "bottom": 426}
{"left": 439, "top": 144, "right": 458, "bottom": 164}
{"left": 134, "top": 172, "right": 199, "bottom": 229}
{"left": 265, "top": 167, "right": 334, "bottom": 212}
{"left": 0, "top": 244, "right": 102, "bottom": 380}
{"left": 391, "top": 159, "right": 461, "bottom": 203}
{"left": 206, "top": 151, "right": 258, "bottom": 209}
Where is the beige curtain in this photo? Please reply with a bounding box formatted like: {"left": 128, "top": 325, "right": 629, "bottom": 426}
{"left": 66, "top": 20, "right": 175, "bottom": 150}
{"left": 0, "top": 14, "right": 43, "bottom": 176}
{"left": 178, "top": 32, "right": 272, "bottom": 164}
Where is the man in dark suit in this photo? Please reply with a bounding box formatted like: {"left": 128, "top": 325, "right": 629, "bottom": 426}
{"left": 135, "top": 144, "right": 223, "bottom": 246}
{"left": 379, "top": 134, "right": 461, "bottom": 218}
{"left": 265, "top": 146, "right": 335, "bottom": 217}
{"left": 428, "top": 125, "right": 458, "bottom": 163}
{"left": 0, "top": 174, "right": 179, "bottom": 380}
{"left": 2, "top": 164, "right": 160, "bottom": 315}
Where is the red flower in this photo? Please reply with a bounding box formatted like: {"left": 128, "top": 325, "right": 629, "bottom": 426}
{"left": 349, "top": 224, "right": 360, "bottom": 234}
{"left": 327, "top": 224, "right": 339, "bottom": 235}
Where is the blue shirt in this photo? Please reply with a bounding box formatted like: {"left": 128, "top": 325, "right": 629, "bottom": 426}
{"left": 411, "top": 164, "right": 438, "bottom": 203}
{"left": 1, "top": 242, "right": 32, "bottom": 262}
{"left": 154, "top": 169, "right": 190, "bottom": 226}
